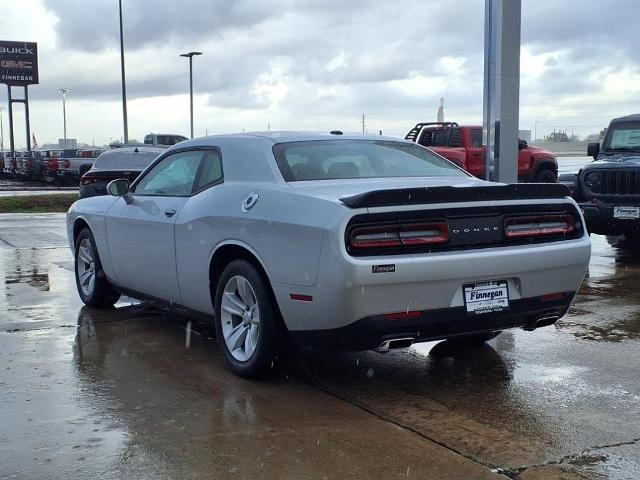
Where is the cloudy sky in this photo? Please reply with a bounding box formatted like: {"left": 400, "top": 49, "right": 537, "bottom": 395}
{"left": 1, "top": 0, "right": 639, "bottom": 147}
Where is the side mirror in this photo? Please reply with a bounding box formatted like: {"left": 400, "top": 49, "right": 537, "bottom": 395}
{"left": 107, "top": 178, "right": 130, "bottom": 197}
{"left": 587, "top": 142, "right": 600, "bottom": 159}
{"left": 518, "top": 139, "right": 528, "bottom": 150}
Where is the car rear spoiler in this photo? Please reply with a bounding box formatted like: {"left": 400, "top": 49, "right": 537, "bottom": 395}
{"left": 340, "top": 183, "right": 571, "bottom": 209}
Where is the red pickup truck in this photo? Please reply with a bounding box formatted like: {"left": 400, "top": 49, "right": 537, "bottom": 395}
{"left": 405, "top": 122, "right": 558, "bottom": 182}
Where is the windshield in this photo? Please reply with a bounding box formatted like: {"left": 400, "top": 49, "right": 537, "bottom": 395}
{"left": 603, "top": 122, "right": 640, "bottom": 151}
{"left": 273, "top": 140, "right": 466, "bottom": 181}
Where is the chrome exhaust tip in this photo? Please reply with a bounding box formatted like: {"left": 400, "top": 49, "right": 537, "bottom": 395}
{"left": 524, "top": 314, "right": 560, "bottom": 331}
{"left": 375, "top": 337, "right": 415, "bottom": 353}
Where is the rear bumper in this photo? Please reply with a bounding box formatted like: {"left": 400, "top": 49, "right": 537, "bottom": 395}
{"left": 579, "top": 201, "right": 640, "bottom": 235}
{"left": 291, "top": 294, "right": 574, "bottom": 350}
{"left": 273, "top": 234, "right": 591, "bottom": 333}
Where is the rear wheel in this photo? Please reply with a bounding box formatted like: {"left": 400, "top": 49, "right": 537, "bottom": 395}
{"left": 535, "top": 168, "right": 557, "bottom": 183}
{"left": 214, "top": 260, "right": 278, "bottom": 378}
{"left": 445, "top": 331, "right": 501, "bottom": 346}
{"left": 74, "top": 228, "right": 120, "bottom": 307}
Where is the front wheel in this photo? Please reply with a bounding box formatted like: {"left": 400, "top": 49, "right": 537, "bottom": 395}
{"left": 74, "top": 228, "right": 120, "bottom": 307}
{"left": 535, "top": 168, "right": 558, "bottom": 183}
{"left": 214, "top": 260, "right": 279, "bottom": 378}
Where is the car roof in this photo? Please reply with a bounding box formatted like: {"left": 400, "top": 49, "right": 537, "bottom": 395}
{"left": 174, "top": 131, "right": 409, "bottom": 148}
{"left": 611, "top": 113, "right": 640, "bottom": 123}
{"left": 101, "top": 146, "right": 164, "bottom": 155}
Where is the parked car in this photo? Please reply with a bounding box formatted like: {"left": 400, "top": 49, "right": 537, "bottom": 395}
{"left": 561, "top": 114, "right": 640, "bottom": 240}
{"left": 43, "top": 150, "right": 60, "bottom": 183}
{"left": 79, "top": 147, "right": 163, "bottom": 198}
{"left": 2, "top": 151, "right": 17, "bottom": 177}
{"left": 143, "top": 133, "right": 188, "bottom": 148}
{"left": 66, "top": 132, "right": 590, "bottom": 377}
{"left": 77, "top": 149, "right": 106, "bottom": 176}
{"left": 55, "top": 149, "right": 80, "bottom": 184}
{"left": 405, "top": 122, "right": 558, "bottom": 182}
{"left": 15, "top": 151, "right": 45, "bottom": 181}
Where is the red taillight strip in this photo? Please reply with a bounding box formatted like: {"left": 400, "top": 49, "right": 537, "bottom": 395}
{"left": 504, "top": 215, "right": 575, "bottom": 239}
{"left": 350, "top": 222, "right": 449, "bottom": 250}
{"left": 383, "top": 310, "right": 423, "bottom": 320}
{"left": 289, "top": 293, "right": 313, "bottom": 302}
{"left": 540, "top": 292, "right": 567, "bottom": 302}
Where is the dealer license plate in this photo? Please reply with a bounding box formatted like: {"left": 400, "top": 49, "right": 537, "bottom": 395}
{"left": 613, "top": 206, "right": 640, "bottom": 219}
{"left": 464, "top": 281, "right": 509, "bottom": 315}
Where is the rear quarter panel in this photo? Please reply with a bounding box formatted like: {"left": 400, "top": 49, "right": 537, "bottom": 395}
{"left": 174, "top": 183, "right": 345, "bottom": 314}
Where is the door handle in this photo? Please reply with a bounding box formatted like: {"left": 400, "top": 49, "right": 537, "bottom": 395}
{"left": 473, "top": 153, "right": 483, "bottom": 157}
{"left": 164, "top": 208, "right": 177, "bottom": 217}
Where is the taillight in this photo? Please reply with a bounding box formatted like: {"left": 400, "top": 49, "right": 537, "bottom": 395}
{"left": 80, "top": 174, "right": 99, "bottom": 185}
{"left": 504, "top": 215, "right": 575, "bottom": 239}
{"left": 383, "top": 310, "right": 423, "bottom": 320}
{"left": 350, "top": 222, "right": 449, "bottom": 250}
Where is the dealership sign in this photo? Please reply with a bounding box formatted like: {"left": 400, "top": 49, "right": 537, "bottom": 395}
{"left": 0, "top": 41, "right": 39, "bottom": 86}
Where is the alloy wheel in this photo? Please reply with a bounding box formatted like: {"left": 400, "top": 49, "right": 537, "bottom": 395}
{"left": 220, "top": 275, "right": 260, "bottom": 362}
{"left": 77, "top": 238, "right": 96, "bottom": 296}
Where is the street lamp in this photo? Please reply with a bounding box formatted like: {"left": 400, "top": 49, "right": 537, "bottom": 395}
{"left": 59, "top": 88, "right": 70, "bottom": 148}
{"left": 118, "top": 0, "right": 129, "bottom": 144}
{"left": 180, "top": 51, "right": 202, "bottom": 138}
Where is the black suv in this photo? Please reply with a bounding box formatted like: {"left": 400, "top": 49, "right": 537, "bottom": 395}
{"left": 565, "top": 114, "right": 640, "bottom": 239}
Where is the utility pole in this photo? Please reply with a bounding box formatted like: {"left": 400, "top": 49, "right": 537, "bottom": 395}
{"left": 59, "top": 88, "right": 69, "bottom": 147}
{"left": 362, "top": 114, "right": 365, "bottom": 134}
{"left": 118, "top": 0, "right": 129, "bottom": 144}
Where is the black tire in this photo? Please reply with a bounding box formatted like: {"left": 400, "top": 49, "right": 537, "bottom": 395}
{"left": 535, "top": 168, "right": 557, "bottom": 183}
{"left": 214, "top": 259, "right": 279, "bottom": 378}
{"left": 445, "top": 331, "right": 501, "bottom": 346}
{"left": 74, "top": 227, "right": 120, "bottom": 307}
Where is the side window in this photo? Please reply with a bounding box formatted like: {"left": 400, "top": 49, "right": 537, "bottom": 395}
{"left": 133, "top": 150, "right": 203, "bottom": 196}
{"left": 471, "top": 129, "right": 483, "bottom": 147}
{"left": 449, "top": 128, "right": 463, "bottom": 147}
{"left": 418, "top": 129, "right": 432, "bottom": 147}
{"left": 431, "top": 130, "right": 449, "bottom": 146}
{"left": 193, "top": 149, "right": 224, "bottom": 192}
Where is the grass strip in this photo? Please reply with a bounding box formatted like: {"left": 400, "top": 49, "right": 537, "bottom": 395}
{"left": 0, "top": 193, "right": 79, "bottom": 213}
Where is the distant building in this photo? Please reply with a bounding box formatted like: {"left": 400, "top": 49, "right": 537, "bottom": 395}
{"left": 59, "top": 138, "right": 78, "bottom": 148}
{"left": 518, "top": 129, "right": 531, "bottom": 142}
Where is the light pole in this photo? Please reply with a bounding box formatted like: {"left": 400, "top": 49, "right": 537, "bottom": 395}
{"left": 119, "top": 0, "right": 129, "bottom": 144}
{"left": 59, "top": 88, "right": 69, "bottom": 147}
{"left": 180, "top": 51, "right": 202, "bottom": 138}
{"left": 0, "top": 106, "right": 4, "bottom": 152}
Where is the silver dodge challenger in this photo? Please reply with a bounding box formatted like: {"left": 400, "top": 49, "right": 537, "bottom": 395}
{"left": 66, "top": 132, "right": 591, "bottom": 377}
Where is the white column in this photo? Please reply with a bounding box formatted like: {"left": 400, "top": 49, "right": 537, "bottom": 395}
{"left": 483, "top": 0, "right": 521, "bottom": 183}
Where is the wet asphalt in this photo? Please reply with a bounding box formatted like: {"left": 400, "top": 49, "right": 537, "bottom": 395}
{"left": 0, "top": 211, "right": 638, "bottom": 480}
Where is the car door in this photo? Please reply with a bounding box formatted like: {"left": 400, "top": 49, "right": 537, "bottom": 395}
{"left": 105, "top": 149, "right": 205, "bottom": 303}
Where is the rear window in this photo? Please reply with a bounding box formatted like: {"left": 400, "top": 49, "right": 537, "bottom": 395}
{"left": 93, "top": 150, "right": 160, "bottom": 171}
{"left": 273, "top": 140, "right": 466, "bottom": 181}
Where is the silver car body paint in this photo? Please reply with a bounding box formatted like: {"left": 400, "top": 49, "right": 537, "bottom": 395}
{"left": 67, "top": 132, "right": 591, "bottom": 333}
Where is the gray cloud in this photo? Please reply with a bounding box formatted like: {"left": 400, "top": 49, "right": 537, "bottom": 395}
{"left": 7, "top": 0, "right": 640, "bottom": 144}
